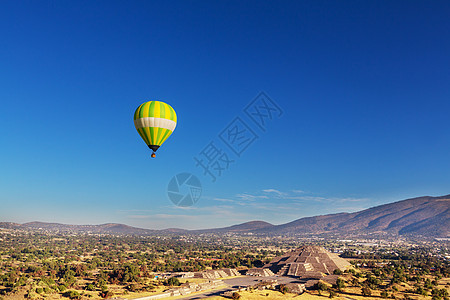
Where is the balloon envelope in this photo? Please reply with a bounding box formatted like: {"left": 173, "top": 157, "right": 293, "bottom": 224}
{"left": 134, "top": 101, "right": 177, "bottom": 152}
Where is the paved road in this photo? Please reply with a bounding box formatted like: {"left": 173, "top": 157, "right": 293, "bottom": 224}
{"left": 176, "top": 275, "right": 305, "bottom": 300}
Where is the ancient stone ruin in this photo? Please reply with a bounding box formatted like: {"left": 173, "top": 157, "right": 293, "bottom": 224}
{"left": 246, "top": 268, "right": 275, "bottom": 276}
{"left": 263, "top": 245, "right": 350, "bottom": 278}
{"left": 194, "top": 268, "right": 240, "bottom": 279}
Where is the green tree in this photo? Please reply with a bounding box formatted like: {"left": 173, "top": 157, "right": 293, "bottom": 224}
{"left": 63, "top": 269, "right": 76, "bottom": 287}
{"left": 425, "top": 279, "right": 433, "bottom": 289}
{"left": 315, "top": 282, "right": 328, "bottom": 295}
{"left": 416, "top": 286, "right": 427, "bottom": 296}
{"left": 58, "top": 284, "right": 67, "bottom": 292}
{"left": 335, "top": 278, "right": 345, "bottom": 291}
{"left": 279, "top": 284, "right": 289, "bottom": 294}
{"left": 63, "top": 290, "right": 81, "bottom": 300}
{"left": 334, "top": 269, "right": 343, "bottom": 275}
{"left": 362, "top": 286, "right": 372, "bottom": 297}
{"left": 165, "top": 277, "right": 180, "bottom": 286}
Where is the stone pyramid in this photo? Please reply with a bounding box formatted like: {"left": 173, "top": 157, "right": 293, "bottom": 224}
{"left": 263, "top": 245, "right": 350, "bottom": 278}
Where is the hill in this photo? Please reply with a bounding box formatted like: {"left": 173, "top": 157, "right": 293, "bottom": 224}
{"left": 259, "top": 194, "right": 450, "bottom": 237}
{"left": 0, "top": 221, "right": 155, "bottom": 235}
{"left": 1, "top": 194, "right": 449, "bottom": 237}
{"left": 195, "top": 221, "right": 275, "bottom": 233}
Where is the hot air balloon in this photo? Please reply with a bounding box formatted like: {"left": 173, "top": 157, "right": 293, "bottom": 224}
{"left": 134, "top": 101, "right": 177, "bottom": 158}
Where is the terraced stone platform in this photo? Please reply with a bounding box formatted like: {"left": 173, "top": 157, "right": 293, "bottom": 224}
{"left": 263, "top": 245, "right": 351, "bottom": 278}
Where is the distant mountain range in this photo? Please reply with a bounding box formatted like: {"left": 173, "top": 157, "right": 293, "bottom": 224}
{"left": 1, "top": 194, "right": 449, "bottom": 237}
{"left": 256, "top": 194, "right": 449, "bottom": 237}
{"left": 0, "top": 221, "right": 156, "bottom": 235}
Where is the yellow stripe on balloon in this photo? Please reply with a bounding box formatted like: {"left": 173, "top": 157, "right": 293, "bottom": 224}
{"left": 154, "top": 101, "right": 161, "bottom": 118}
{"left": 164, "top": 103, "right": 171, "bottom": 120}
{"left": 171, "top": 106, "right": 177, "bottom": 122}
{"left": 143, "top": 102, "right": 151, "bottom": 118}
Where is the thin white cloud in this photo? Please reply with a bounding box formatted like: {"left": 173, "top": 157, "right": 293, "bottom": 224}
{"left": 262, "top": 189, "right": 286, "bottom": 196}
{"left": 236, "top": 193, "right": 269, "bottom": 201}
{"left": 213, "top": 198, "right": 237, "bottom": 203}
{"left": 121, "top": 189, "right": 371, "bottom": 230}
{"left": 334, "top": 197, "right": 369, "bottom": 203}
{"left": 125, "top": 206, "right": 259, "bottom": 230}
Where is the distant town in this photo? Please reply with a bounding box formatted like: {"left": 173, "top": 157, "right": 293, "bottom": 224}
{"left": 0, "top": 225, "right": 448, "bottom": 300}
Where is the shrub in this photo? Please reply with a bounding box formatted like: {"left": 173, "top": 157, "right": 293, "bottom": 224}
{"left": 279, "top": 284, "right": 289, "bottom": 294}
{"left": 164, "top": 277, "right": 180, "bottom": 286}
{"left": 333, "top": 269, "right": 343, "bottom": 275}
{"left": 335, "top": 278, "right": 345, "bottom": 291}
{"left": 315, "top": 281, "right": 328, "bottom": 292}
{"left": 63, "top": 290, "right": 81, "bottom": 300}
{"left": 362, "top": 286, "right": 372, "bottom": 297}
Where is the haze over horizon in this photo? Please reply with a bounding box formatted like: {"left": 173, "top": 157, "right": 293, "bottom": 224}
{"left": 1, "top": 1, "right": 450, "bottom": 230}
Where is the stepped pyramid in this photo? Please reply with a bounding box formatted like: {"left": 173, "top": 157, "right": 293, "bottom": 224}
{"left": 263, "top": 246, "right": 350, "bottom": 278}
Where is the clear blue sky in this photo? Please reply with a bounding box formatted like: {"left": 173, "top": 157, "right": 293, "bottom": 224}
{"left": 1, "top": 0, "right": 449, "bottom": 229}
